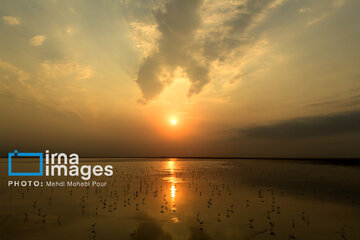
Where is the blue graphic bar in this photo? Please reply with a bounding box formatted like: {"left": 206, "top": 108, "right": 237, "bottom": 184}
{"left": 8, "top": 150, "right": 43, "bottom": 176}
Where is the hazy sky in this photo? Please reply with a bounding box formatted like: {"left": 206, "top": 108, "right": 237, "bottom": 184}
{"left": 1, "top": 0, "right": 360, "bottom": 157}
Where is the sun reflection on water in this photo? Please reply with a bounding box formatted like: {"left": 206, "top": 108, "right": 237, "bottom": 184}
{"left": 164, "top": 159, "right": 180, "bottom": 223}
{"left": 167, "top": 159, "right": 176, "bottom": 174}
{"left": 170, "top": 184, "right": 176, "bottom": 199}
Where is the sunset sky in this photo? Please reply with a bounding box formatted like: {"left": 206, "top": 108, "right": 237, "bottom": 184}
{"left": 1, "top": 0, "right": 359, "bottom": 157}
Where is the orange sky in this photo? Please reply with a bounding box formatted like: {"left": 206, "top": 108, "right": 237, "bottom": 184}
{"left": 1, "top": 0, "right": 360, "bottom": 157}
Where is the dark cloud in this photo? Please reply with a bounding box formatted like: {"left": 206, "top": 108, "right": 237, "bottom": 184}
{"left": 305, "top": 94, "right": 360, "bottom": 108}
{"left": 136, "top": 0, "right": 209, "bottom": 102}
{"left": 136, "top": 0, "right": 282, "bottom": 102}
{"left": 238, "top": 110, "right": 360, "bottom": 139}
{"left": 136, "top": 56, "right": 164, "bottom": 100}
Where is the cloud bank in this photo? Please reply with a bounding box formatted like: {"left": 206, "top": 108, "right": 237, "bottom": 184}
{"left": 238, "top": 110, "right": 360, "bottom": 139}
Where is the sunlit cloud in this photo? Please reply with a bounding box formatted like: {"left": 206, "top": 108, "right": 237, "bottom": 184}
{"left": 135, "top": 0, "right": 287, "bottom": 103}
{"left": 40, "top": 61, "right": 92, "bottom": 81}
{"left": 2, "top": 16, "right": 21, "bottom": 25}
{"left": 130, "top": 21, "right": 159, "bottom": 58}
{"left": 29, "top": 35, "right": 46, "bottom": 46}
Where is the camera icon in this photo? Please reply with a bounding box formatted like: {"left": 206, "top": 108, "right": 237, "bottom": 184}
{"left": 8, "top": 150, "right": 43, "bottom": 176}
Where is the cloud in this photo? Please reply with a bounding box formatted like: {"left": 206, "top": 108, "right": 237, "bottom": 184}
{"left": 40, "top": 60, "right": 92, "bottom": 81}
{"left": 305, "top": 94, "right": 360, "bottom": 108}
{"left": 136, "top": 0, "right": 208, "bottom": 102}
{"left": 238, "top": 110, "right": 360, "bottom": 139}
{"left": 134, "top": 0, "right": 286, "bottom": 103}
{"left": 201, "top": 0, "right": 277, "bottom": 61}
{"left": 0, "top": 61, "right": 65, "bottom": 117}
{"left": 307, "top": 12, "right": 330, "bottom": 25}
{"left": 130, "top": 21, "right": 159, "bottom": 58}
{"left": 2, "top": 16, "right": 21, "bottom": 25}
{"left": 307, "top": 0, "right": 346, "bottom": 25}
{"left": 30, "top": 35, "right": 46, "bottom": 46}
{"left": 0, "top": 61, "right": 32, "bottom": 103}
{"left": 0, "top": 60, "right": 92, "bottom": 120}
{"left": 136, "top": 56, "right": 165, "bottom": 100}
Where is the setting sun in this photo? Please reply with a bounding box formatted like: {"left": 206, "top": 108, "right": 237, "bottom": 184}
{"left": 171, "top": 119, "right": 177, "bottom": 125}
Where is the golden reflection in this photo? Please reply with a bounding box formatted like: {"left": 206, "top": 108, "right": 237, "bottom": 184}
{"left": 171, "top": 217, "right": 180, "bottom": 223}
{"left": 169, "top": 176, "right": 177, "bottom": 183}
{"left": 163, "top": 159, "right": 180, "bottom": 223}
{"left": 171, "top": 184, "right": 176, "bottom": 199}
{"left": 168, "top": 160, "right": 175, "bottom": 174}
{"left": 170, "top": 183, "right": 178, "bottom": 223}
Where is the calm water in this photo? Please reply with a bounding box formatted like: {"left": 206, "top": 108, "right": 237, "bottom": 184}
{"left": 1, "top": 158, "right": 360, "bottom": 240}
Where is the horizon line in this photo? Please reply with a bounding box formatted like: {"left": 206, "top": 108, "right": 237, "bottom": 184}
{"left": 1, "top": 155, "right": 359, "bottom": 160}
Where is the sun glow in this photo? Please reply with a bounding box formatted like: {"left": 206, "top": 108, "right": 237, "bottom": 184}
{"left": 171, "top": 119, "right": 177, "bottom": 125}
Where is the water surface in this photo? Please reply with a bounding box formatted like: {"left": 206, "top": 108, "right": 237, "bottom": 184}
{"left": 1, "top": 158, "right": 359, "bottom": 240}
